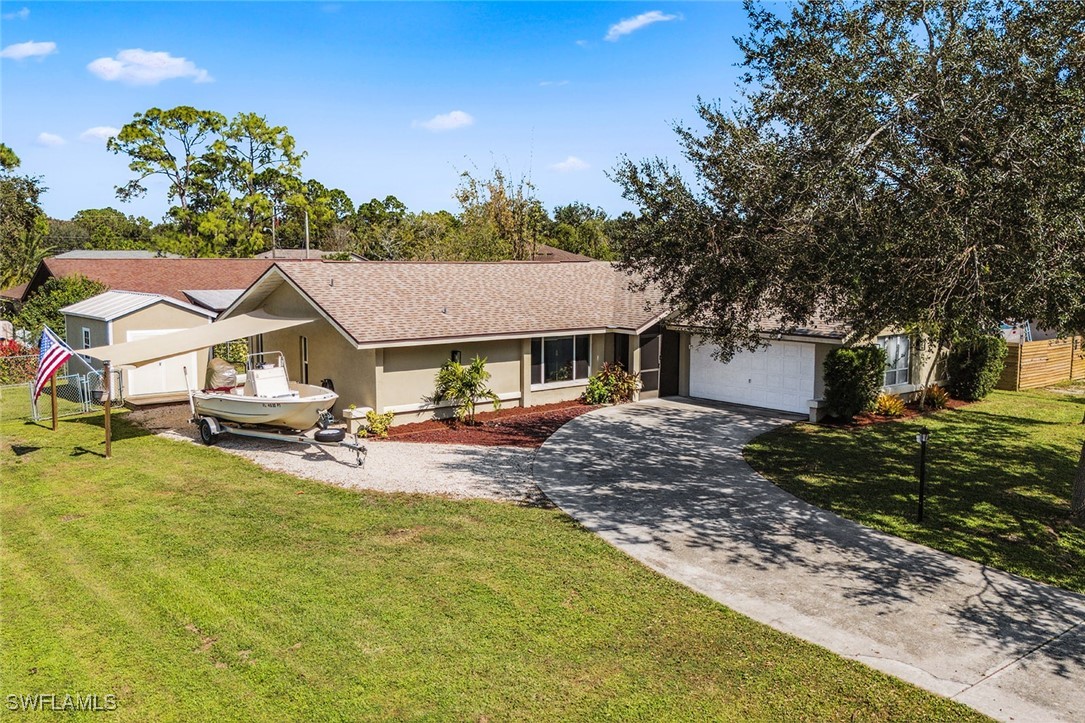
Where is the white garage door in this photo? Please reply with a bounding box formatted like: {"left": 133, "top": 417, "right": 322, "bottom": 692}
{"left": 689, "top": 337, "right": 816, "bottom": 414}
{"left": 125, "top": 329, "right": 199, "bottom": 397}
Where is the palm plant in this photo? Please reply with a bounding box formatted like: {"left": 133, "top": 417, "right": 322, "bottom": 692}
{"left": 431, "top": 356, "right": 500, "bottom": 424}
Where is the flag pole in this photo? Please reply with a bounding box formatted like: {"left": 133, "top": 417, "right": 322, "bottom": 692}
{"left": 50, "top": 373, "right": 58, "bottom": 431}
{"left": 103, "top": 360, "right": 112, "bottom": 458}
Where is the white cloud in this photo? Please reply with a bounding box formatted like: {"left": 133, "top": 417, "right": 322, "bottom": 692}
{"left": 80, "top": 126, "right": 120, "bottom": 142}
{"left": 539, "top": 80, "right": 569, "bottom": 87}
{"left": 0, "top": 40, "right": 56, "bottom": 60}
{"left": 575, "top": 40, "right": 589, "bottom": 48}
{"left": 3, "top": 7, "right": 30, "bottom": 20}
{"left": 36, "top": 132, "right": 65, "bottom": 147}
{"left": 550, "top": 156, "right": 589, "bottom": 173}
{"left": 412, "top": 110, "right": 474, "bottom": 132}
{"left": 604, "top": 10, "right": 679, "bottom": 42}
{"left": 87, "top": 48, "right": 212, "bottom": 85}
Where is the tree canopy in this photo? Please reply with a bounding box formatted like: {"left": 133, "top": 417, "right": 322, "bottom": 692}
{"left": 108, "top": 106, "right": 339, "bottom": 257}
{"left": 613, "top": 0, "right": 1085, "bottom": 357}
{"left": 0, "top": 144, "right": 50, "bottom": 289}
{"left": 15, "top": 275, "right": 108, "bottom": 339}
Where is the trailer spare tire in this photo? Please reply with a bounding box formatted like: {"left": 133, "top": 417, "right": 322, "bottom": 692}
{"left": 314, "top": 428, "right": 346, "bottom": 444}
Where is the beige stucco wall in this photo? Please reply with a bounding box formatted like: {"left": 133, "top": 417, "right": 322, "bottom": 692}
{"left": 256, "top": 282, "right": 372, "bottom": 417}
{"left": 868, "top": 329, "right": 947, "bottom": 398}
{"left": 380, "top": 338, "right": 523, "bottom": 421}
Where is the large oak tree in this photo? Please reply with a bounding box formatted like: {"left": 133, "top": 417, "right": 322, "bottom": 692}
{"left": 613, "top": 0, "right": 1085, "bottom": 357}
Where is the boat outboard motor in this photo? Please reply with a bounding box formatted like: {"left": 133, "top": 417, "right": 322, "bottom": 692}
{"left": 205, "top": 358, "right": 238, "bottom": 391}
{"left": 320, "top": 378, "right": 335, "bottom": 391}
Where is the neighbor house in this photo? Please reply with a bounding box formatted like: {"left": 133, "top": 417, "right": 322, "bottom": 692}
{"left": 220, "top": 261, "right": 668, "bottom": 423}
{"left": 13, "top": 257, "right": 280, "bottom": 308}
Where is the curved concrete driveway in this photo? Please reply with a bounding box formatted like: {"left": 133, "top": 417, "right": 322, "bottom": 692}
{"left": 534, "top": 398, "right": 1085, "bottom": 723}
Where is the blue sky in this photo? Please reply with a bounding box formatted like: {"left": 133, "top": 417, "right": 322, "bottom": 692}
{"left": 1, "top": 2, "right": 752, "bottom": 222}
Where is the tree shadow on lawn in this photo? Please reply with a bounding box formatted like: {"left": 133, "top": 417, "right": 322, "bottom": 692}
{"left": 535, "top": 400, "right": 1085, "bottom": 679}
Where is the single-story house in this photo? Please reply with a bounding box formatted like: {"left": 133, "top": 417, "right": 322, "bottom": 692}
{"left": 220, "top": 261, "right": 669, "bottom": 423}
{"left": 211, "top": 260, "right": 943, "bottom": 425}
{"left": 61, "top": 290, "right": 216, "bottom": 399}
{"left": 54, "top": 255, "right": 943, "bottom": 422}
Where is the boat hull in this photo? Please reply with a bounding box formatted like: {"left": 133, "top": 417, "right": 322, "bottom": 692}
{"left": 193, "top": 382, "right": 338, "bottom": 430}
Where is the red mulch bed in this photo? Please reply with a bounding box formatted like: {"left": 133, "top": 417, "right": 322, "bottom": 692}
{"left": 823, "top": 398, "right": 973, "bottom": 428}
{"left": 376, "top": 400, "right": 601, "bottom": 448}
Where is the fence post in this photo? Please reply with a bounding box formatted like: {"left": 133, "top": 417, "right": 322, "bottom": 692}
{"left": 103, "top": 360, "right": 112, "bottom": 459}
{"left": 50, "top": 374, "right": 57, "bottom": 431}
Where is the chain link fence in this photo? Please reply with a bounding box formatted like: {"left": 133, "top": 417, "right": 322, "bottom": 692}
{"left": 0, "top": 360, "right": 124, "bottom": 423}
{"left": 31, "top": 374, "right": 90, "bottom": 421}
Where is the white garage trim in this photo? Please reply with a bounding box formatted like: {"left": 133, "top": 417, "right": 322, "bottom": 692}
{"left": 688, "top": 336, "right": 816, "bottom": 414}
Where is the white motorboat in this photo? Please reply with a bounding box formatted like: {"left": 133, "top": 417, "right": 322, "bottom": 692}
{"left": 190, "top": 351, "right": 338, "bottom": 431}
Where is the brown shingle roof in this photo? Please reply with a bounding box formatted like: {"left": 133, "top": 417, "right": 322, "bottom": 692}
{"left": 528, "top": 244, "right": 594, "bottom": 262}
{"left": 0, "top": 283, "right": 28, "bottom": 301}
{"left": 24, "top": 258, "right": 280, "bottom": 303}
{"left": 256, "top": 261, "right": 663, "bottom": 346}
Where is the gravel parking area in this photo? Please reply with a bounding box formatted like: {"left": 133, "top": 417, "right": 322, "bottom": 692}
{"left": 134, "top": 404, "right": 544, "bottom": 504}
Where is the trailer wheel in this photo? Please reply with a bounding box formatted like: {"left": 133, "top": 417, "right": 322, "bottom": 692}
{"left": 199, "top": 419, "right": 217, "bottom": 446}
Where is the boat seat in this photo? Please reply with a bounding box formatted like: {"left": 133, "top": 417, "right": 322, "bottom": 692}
{"left": 248, "top": 366, "right": 300, "bottom": 399}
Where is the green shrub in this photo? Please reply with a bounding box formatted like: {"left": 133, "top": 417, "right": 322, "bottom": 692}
{"left": 430, "top": 356, "right": 500, "bottom": 424}
{"left": 874, "top": 393, "right": 906, "bottom": 417}
{"left": 924, "top": 384, "right": 950, "bottom": 410}
{"left": 947, "top": 336, "right": 1007, "bottom": 401}
{"left": 363, "top": 410, "right": 394, "bottom": 438}
{"left": 16, "top": 275, "right": 107, "bottom": 339}
{"left": 581, "top": 375, "right": 612, "bottom": 405}
{"left": 823, "top": 345, "right": 887, "bottom": 420}
{"left": 579, "top": 362, "right": 641, "bottom": 405}
{"left": 212, "top": 338, "right": 249, "bottom": 368}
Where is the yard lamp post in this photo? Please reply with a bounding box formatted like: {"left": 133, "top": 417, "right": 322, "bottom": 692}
{"left": 916, "top": 426, "right": 930, "bottom": 523}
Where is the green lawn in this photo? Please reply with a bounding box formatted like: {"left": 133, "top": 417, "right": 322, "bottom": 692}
{"left": 0, "top": 414, "right": 984, "bottom": 721}
{"left": 746, "top": 390, "right": 1085, "bottom": 593}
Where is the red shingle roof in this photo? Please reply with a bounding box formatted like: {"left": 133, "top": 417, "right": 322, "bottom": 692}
{"left": 22, "top": 258, "right": 280, "bottom": 303}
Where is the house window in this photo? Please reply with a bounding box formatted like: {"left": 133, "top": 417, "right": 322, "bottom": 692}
{"left": 879, "top": 335, "right": 911, "bottom": 386}
{"left": 81, "top": 328, "right": 91, "bottom": 349}
{"left": 299, "top": 336, "right": 309, "bottom": 384}
{"left": 530, "top": 335, "right": 591, "bottom": 386}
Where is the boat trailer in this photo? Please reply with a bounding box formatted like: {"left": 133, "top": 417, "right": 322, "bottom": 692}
{"left": 193, "top": 414, "right": 368, "bottom": 467}
{"left": 183, "top": 364, "right": 366, "bottom": 467}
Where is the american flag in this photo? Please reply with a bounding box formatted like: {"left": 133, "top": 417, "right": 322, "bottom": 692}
{"left": 32, "top": 327, "right": 74, "bottom": 401}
